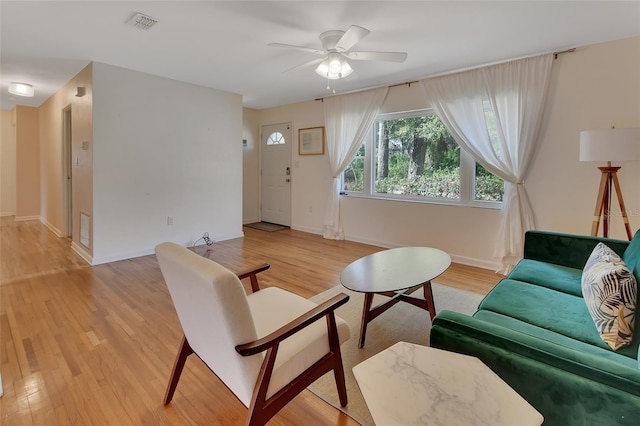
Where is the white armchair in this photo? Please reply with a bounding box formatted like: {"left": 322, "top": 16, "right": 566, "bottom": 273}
{"left": 155, "top": 242, "right": 350, "bottom": 426}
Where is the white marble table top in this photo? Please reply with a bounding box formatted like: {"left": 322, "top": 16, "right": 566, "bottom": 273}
{"left": 353, "top": 342, "right": 543, "bottom": 426}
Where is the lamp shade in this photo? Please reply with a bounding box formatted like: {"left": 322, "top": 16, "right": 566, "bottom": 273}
{"left": 579, "top": 128, "right": 640, "bottom": 162}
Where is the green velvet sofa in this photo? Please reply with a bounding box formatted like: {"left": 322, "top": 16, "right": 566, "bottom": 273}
{"left": 430, "top": 230, "right": 640, "bottom": 425}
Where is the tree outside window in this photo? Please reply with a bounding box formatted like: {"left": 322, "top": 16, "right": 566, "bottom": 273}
{"left": 342, "top": 110, "right": 504, "bottom": 205}
{"left": 343, "top": 144, "right": 365, "bottom": 192}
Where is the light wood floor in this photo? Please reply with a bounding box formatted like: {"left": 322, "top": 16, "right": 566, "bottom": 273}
{"left": 0, "top": 217, "right": 501, "bottom": 425}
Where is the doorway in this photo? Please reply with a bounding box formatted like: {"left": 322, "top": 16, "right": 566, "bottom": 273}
{"left": 260, "top": 122, "right": 291, "bottom": 226}
{"left": 62, "top": 106, "right": 72, "bottom": 238}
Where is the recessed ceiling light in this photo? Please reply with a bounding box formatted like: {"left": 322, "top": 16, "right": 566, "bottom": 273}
{"left": 8, "top": 82, "right": 34, "bottom": 97}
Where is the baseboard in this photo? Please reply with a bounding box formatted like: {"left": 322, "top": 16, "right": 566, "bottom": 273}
{"left": 0, "top": 212, "right": 15, "bottom": 217}
{"left": 288, "top": 226, "right": 500, "bottom": 271}
{"left": 193, "top": 230, "right": 244, "bottom": 247}
{"left": 91, "top": 248, "right": 155, "bottom": 266}
{"left": 290, "top": 224, "right": 323, "bottom": 235}
{"left": 342, "top": 233, "right": 396, "bottom": 249}
{"left": 243, "top": 217, "right": 259, "bottom": 225}
{"left": 18, "top": 215, "right": 64, "bottom": 240}
{"left": 449, "top": 254, "right": 501, "bottom": 272}
{"left": 343, "top": 232, "right": 500, "bottom": 272}
{"left": 71, "top": 241, "right": 93, "bottom": 265}
{"left": 14, "top": 215, "right": 40, "bottom": 222}
{"left": 201, "top": 231, "right": 244, "bottom": 245}
{"left": 91, "top": 231, "right": 245, "bottom": 266}
{"left": 40, "top": 217, "right": 64, "bottom": 237}
{"left": 277, "top": 225, "right": 489, "bottom": 269}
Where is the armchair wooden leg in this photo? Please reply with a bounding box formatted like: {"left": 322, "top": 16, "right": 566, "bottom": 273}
{"left": 164, "top": 335, "right": 194, "bottom": 405}
{"left": 328, "top": 313, "right": 348, "bottom": 407}
{"left": 333, "top": 361, "right": 348, "bottom": 408}
{"left": 247, "top": 345, "right": 279, "bottom": 426}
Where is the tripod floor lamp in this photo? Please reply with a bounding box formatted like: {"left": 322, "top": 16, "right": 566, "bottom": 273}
{"left": 579, "top": 127, "right": 640, "bottom": 240}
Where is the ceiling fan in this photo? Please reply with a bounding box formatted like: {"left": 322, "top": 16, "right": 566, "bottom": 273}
{"left": 268, "top": 25, "right": 408, "bottom": 80}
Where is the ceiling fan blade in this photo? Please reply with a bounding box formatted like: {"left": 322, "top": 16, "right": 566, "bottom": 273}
{"left": 267, "top": 43, "right": 325, "bottom": 55}
{"left": 283, "top": 57, "right": 324, "bottom": 73}
{"left": 346, "top": 51, "right": 408, "bottom": 63}
{"left": 335, "top": 25, "right": 370, "bottom": 52}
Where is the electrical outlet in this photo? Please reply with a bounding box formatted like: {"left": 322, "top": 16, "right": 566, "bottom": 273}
{"left": 167, "top": 216, "right": 173, "bottom": 226}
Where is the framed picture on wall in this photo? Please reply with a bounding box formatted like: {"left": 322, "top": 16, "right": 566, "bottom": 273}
{"left": 298, "top": 126, "right": 325, "bottom": 155}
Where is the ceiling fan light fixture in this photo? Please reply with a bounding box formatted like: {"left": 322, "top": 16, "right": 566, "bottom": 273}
{"left": 8, "top": 82, "right": 34, "bottom": 97}
{"left": 315, "top": 59, "right": 330, "bottom": 78}
{"left": 328, "top": 52, "right": 342, "bottom": 73}
{"left": 315, "top": 55, "right": 353, "bottom": 80}
{"left": 271, "top": 24, "right": 405, "bottom": 83}
{"left": 339, "top": 60, "right": 353, "bottom": 78}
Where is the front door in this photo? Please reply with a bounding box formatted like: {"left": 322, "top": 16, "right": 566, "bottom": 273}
{"left": 260, "top": 123, "right": 292, "bottom": 226}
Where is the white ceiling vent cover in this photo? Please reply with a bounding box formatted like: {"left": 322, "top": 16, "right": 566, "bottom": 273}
{"left": 127, "top": 12, "right": 158, "bottom": 31}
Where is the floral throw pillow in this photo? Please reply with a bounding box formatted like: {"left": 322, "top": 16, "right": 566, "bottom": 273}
{"left": 582, "top": 243, "right": 637, "bottom": 350}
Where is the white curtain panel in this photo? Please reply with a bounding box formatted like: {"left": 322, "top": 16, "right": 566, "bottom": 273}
{"left": 323, "top": 87, "right": 388, "bottom": 239}
{"left": 422, "top": 54, "right": 553, "bottom": 273}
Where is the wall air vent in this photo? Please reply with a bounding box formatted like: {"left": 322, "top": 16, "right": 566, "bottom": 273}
{"left": 126, "top": 12, "right": 158, "bottom": 31}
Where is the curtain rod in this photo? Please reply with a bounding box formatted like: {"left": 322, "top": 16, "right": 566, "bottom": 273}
{"left": 315, "top": 80, "right": 419, "bottom": 100}
{"left": 389, "top": 80, "right": 419, "bottom": 88}
{"left": 315, "top": 47, "right": 576, "bottom": 101}
{"left": 553, "top": 48, "right": 576, "bottom": 59}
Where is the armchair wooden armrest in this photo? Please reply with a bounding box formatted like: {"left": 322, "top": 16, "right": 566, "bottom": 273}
{"left": 236, "top": 263, "right": 271, "bottom": 293}
{"left": 235, "top": 293, "right": 350, "bottom": 356}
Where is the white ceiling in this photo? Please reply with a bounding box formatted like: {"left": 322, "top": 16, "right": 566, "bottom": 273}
{"left": 2, "top": 1, "right": 640, "bottom": 110}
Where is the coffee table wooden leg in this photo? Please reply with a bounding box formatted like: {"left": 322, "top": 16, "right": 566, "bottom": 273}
{"left": 423, "top": 280, "right": 436, "bottom": 321}
{"left": 359, "top": 293, "right": 374, "bottom": 348}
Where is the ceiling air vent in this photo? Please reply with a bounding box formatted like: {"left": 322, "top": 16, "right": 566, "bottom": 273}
{"left": 126, "top": 12, "right": 158, "bottom": 31}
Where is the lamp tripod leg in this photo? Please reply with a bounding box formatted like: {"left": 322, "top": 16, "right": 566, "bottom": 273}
{"left": 603, "top": 173, "right": 611, "bottom": 238}
{"left": 611, "top": 172, "right": 633, "bottom": 240}
{"left": 591, "top": 171, "right": 609, "bottom": 237}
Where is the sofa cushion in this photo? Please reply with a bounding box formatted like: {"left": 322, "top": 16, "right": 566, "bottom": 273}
{"left": 582, "top": 243, "right": 637, "bottom": 351}
{"left": 523, "top": 230, "right": 629, "bottom": 270}
{"left": 473, "top": 310, "right": 637, "bottom": 368}
{"left": 480, "top": 279, "right": 640, "bottom": 360}
{"left": 623, "top": 229, "right": 640, "bottom": 284}
{"left": 479, "top": 279, "right": 622, "bottom": 350}
{"left": 509, "top": 259, "right": 583, "bottom": 297}
{"left": 622, "top": 229, "right": 640, "bottom": 268}
{"left": 248, "top": 287, "right": 350, "bottom": 400}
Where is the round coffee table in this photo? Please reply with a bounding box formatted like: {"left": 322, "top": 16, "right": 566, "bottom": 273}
{"left": 340, "top": 247, "right": 451, "bottom": 348}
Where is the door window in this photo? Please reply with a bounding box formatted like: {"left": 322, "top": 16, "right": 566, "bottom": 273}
{"left": 267, "top": 132, "right": 285, "bottom": 145}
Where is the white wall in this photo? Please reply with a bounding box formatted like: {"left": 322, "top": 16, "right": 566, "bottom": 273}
{"left": 247, "top": 36, "right": 640, "bottom": 270}
{"left": 257, "top": 99, "right": 333, "bottom": 231}
{"left": 92, "top": 62, "right": 243, "bottom": 264}
{"left": 38, "top": 63, "right": 93, "bottom": 248}
{"left": 528, "top": 36, "right": 640, "bottom": 239}
{"left": 0, "top": 110, "right": 16, "bottom": 216}
{"left": 243, "top": 107, "right": 260, "bottom": 224}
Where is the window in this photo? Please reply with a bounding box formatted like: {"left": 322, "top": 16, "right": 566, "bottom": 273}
{"left": 343, "top": 144, "right": 365, "bottom": 192}
{"left": 266, "top": 131, "right": 285, "bottom": 145}
{"left": 342, "top": 110, "right": 504, "bottom": 206}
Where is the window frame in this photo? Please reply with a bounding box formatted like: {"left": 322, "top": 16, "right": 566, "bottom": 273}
{"left": 341, "top": 108, "right": 503, "bottom": 209}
